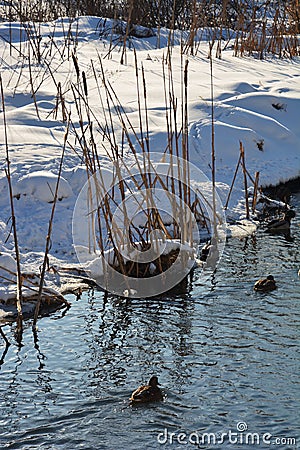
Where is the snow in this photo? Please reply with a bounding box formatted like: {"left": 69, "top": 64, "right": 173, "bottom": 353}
{"left": 0, "top": 16, "right": 299, "bottom": 303}
{"left": 13, "top": 170, "right": 73, "bottom": 202}
{"left": 0, "top": 253, "right": 17, "bottom": 282}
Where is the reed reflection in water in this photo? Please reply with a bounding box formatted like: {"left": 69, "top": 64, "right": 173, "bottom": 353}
{"left": 0, "top": 193, "right": 299, "bottom": 449}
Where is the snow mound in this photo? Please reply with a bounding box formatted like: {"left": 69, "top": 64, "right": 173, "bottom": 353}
{"left": 191, "top": 90, "right": 300, "bottom": 191}
{"left": 0, "top": 253, "right": 17, "bottom": 282}
{"left": 13, "top": 171, "right": 73, "bottom": 203}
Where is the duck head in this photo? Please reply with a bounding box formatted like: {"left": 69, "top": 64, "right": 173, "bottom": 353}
{"left": 149, "top": 375, "right": 160, "bottom": 387}
{"left": 284, "top": 210, "right": 296, "bottom": 220}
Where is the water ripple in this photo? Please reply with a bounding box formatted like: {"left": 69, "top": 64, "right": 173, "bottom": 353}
{"left": 1, "top": 193, "right": 299, "bottom": 449}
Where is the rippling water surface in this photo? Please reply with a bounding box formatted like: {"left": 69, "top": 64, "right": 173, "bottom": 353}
{"left": 1, "top": 193, "right": 299, "bottom": 449}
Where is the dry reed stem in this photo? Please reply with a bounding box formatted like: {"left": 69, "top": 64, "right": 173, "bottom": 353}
{"left": 32, "top": 120, "right": 70, "bottom": 329}
{"left": 252, "top": 171, "right": 260, "bottom": 213}
{"left": 0, "top": 74, "right": 23, "bottom": 344}
{"left": 209, "top": 42, "right": 217, "bottom": 236}
{"left": 240, "top": 142, "right": 250, "bottom": 220}
{"left": 224, "top": 153, "right": 242, "bottom": 210}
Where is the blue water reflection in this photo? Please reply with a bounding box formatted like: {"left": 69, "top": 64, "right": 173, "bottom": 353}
{"left": 0, "top": 194, "right": 299, "bottom": 449}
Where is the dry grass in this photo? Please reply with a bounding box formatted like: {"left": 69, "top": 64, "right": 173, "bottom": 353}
{"left": 1, "top": 2, "right": 298, "bottom": 59}
{"left": 67, "top": 47, "right": 216, "bottom": 281}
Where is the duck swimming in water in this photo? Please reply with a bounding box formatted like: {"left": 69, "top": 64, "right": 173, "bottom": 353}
{"left": 130, "top": 376, "right": 163, "bottom": 404}
{"left": 265, "top": 209, "right": 296, "bottom": 232}
{"left": 254, "top": 275, "right": 277, "bottom": 292}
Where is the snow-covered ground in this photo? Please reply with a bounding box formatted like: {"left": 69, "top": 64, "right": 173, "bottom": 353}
{"left": 0, "top": 16, "right": 299, "bottom": 303}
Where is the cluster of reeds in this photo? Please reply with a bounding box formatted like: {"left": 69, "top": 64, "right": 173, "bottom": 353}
{"left": 68, "top": 49, "right": 217, "bottom": 284}
{"left": 0, "top": 0, "right": 110, "bottom": 22}
{"left": 233, "top": 1, "right": 299, "bottom": 59}
{"left": 1, "top": 1, "right": 298, "bottom": 59}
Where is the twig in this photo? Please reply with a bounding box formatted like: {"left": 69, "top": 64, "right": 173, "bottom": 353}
{"left": 0, "top": 74, "right": 23, "bottom": 345}
{"left": 209, "top": 43, "right": 217, "bottom": 236}
{"left": 240, "top": 142, "right": 250, "bottom": 219}
{"left": 252, "top": 171, "right": 260, "bottom": 213}
{"left": 224, "top": 152, "right": 242, "bottom": 210}
{"left": 32, "top": 119, "right": 70, "bottom": 330}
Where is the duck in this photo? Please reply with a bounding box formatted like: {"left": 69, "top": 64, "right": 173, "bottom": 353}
{"left": 129, "top": 376, "right": 163, "bottom": 404}
{"left": 254, "top": 275, "right": 277, "bottom": 292}
{"left": 265, "top": 209, "right": 296, "bottom": 232}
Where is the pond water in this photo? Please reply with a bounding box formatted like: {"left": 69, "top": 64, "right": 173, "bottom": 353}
{"left": 0, "top": 193, "right": 299, "bottom": 450}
